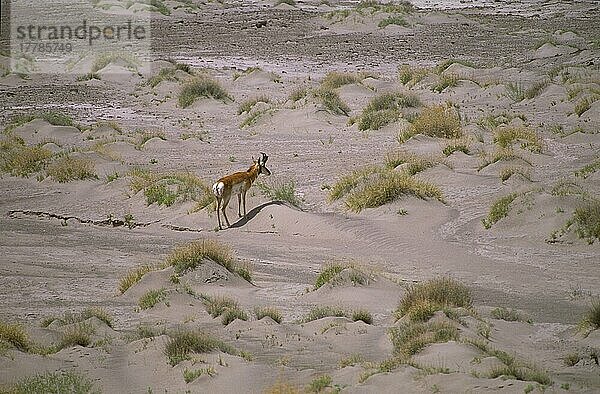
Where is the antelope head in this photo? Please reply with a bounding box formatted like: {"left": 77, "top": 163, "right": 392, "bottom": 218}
{"left": 258, "top": 152, "right": 271, "bottom": 176}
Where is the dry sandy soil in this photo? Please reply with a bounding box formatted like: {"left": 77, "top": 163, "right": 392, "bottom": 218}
{"left": 1, "top": 0, "right": 599, "bottom": 393}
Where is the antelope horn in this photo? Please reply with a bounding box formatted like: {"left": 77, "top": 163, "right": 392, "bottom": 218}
{"left": 260, "top": 152, "right": 268, "bottom": 163}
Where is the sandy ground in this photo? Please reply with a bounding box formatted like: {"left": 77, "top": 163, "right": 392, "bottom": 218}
{"left": 1, "top": 0, "right": 599, "bottom": 392}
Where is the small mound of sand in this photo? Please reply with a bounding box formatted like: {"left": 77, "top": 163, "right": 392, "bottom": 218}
{"left": 533, "top": 43, "right": 578, "bottom": 59}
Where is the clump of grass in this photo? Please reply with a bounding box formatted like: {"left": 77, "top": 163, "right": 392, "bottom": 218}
{"left": 0, "top": 136, "right": 52, "bottom": 177}
{"left": 307, "top": 375, "right": 332, "bottom": 393}
{"left": 164, "top": 329, "right": 236, "bottom": 366}
{"left": 389, "top": 321, "right": 459, "bottom": 356}
{"left": 42, "top": 308, "right": 113, "bottom": 329}
{"left": 352, "top": 92, "right": 421, "bottom": 131}
{"left": 91, "top": 52, "right": 138, "bottom": 73}
{"left": 499, "top": 166, "right": 531, "bottom": 182}
{"left": 134, "top": 129, "right": 166, "bottom": 149}
{"left": 166, "top": 239, "right": 249, "bottom": 281}
{"left": 304, "top": 306, "right": 348, "bottom": 322}
{"left": 148, "top": 67, "right": 177, "bottom": 87}
{"left": 314, "top": 263, "right": 346, "bottom": 289}
{"left": 491, "top": 307, "right": 523, "bottom": 322}
{"left": 505, "top": 82, "right": 525, "bottom": 102}
{"left": 435, "top": 59, "right": 476, "bottom": 74}
{"left": 240, "top": 108, "right": 270, "bottom": 128}
{"left": 289, "top": 87, "right": 308, "bottom": 102}
{"left": 118, "top": 264, "right": 158, "bottom": 294}
{"left": 237, "top": 95, "right": 270, "bottom": 114}
{"left": 202, "top": 295, "right": 239, "bottom": 318}
{"left": 384, "top": 151, "right": 441, "bottom": 175}
{"left": 398, "top": 64, "right": 429, "bottom": 86}
{"left": 563, "top": 352, "right": 580, "bottom": 366}
{"left": 351, "top": 309, "right": 373, "bottom": 324}
{"left": 572, "top": 201, "right": 600, "bottom": 244}
{"left": 395, "top": 277, "right": 472, "bottom": 322}
{"left": 340, "top": 353, "right": 365, "bottom": 368}
{"left": 574, "top": 97, "right": 591, "bottom": 116}
{"left": 524, "top": 79, "right": 549, "bottom": 99}
{"left": 221, "top": 307, "right": 248, "bottom": 326}
{"left": 328, "top": 166, "right": 385, "bottom": 202}
{"left": 59, "top": 322, "right": 95, "bottom": 348}
{"left": 343, "top": 170, "right": 444, "bottom": 212}
{"left": 46, "top": 156, "right": 97, "bottom": 182}
{"left": 493, "top": 126, "right": 543, "bottom": 153}
{"left": 482, "top": 193, "right": 519, "bottom": 229}
{"left": 129, "top": 169, "right": 214, "bottom": 208}
{"left": 256, "top": 178, "right": 301, "bottom": 207}
{"left": 478, "top": 148, "right": 531, "bottom": 171}
{"left": 442, "top": 137, "right": 470, "bottom": 156}
{"left": 321, "top": 71, "right": 364, "bottom": 89}
{"left": 399, "top": 105, "right": 462, "bottom": 142}
{"left": 488, "top": 364, "right": 552, "bottom": 386}
{"left": 575, "top": 159, "right": 600, "bottom": 179}
{"left": 179, "top": 76, "right": 231, "bottom": 108}
{"left": 432, "top": 74, "right": 458, "bottom": 93}
{"left": 0, "top": 321, "right": 29, "bottom": 351}
{"left": 8, "top": 371, "right": 96, "bottom": 394}
{"left": 139, "top": 288, "right": 167, "bottom": 310}
{"left": 378, "top": 15, "right": 408, "bottom": 28}
{"left": 76, "top": 72, "right": 101, "bottom": 82}
{"left": 254, "top": 306, "right": 283, "bottom": 324}
{"left": 183, "top": 366, "right": 216, "bottom": 383}
{"left": 314, "top": 87, "right": 350, "bottom": 116}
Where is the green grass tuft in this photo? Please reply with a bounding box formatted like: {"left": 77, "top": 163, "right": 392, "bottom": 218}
{"left": 493, "top": 126, "right": 543, "bottom": 153}
{"left": 384, "top": 151, "right": 441, "bottom": 175}
{"left": 307, "top": 375, "right": 332, "bottom": 393}
{"left": 202, "top": 295, "right": 239, "bottom": 318}
{"left": 179, "top": 76, "right": 231, "bottom": 108}
{"left": 8, "top": 371, "right": 97, "bottom": 394}
{"left": 164, "top": 329, "right": 236, "bottom": 366}
{"left": 118, "top": 264, "right": 158, "bottom": 294}
{"left": 0, "top": 137, "right": 52, "bottom": 177}
{"left": 254, "top": 306, "right": 283, "bottom": 324}
{"left": 46, "top": 156, "right": 97, "bottom": 182}
{"left": 0, "top": 321, "right": 29, "bottom": 351}
{"left": 400, "top": 105, "right": 462, "bottom": 142}
{"left": 237, "top": 95, "right": 270, "bottom": 115}
{"left": 432, "top": 74, "right": 459, "bottom": 93}
{"left": 91, "top": 52, "right": 138, "bottom": 73}
{"left": 389, "top": 321, "right": 459, "bottom": 356}
{"left": 221, "top": 307, "right": 248, "bottom": 326}
{"left": 378, "top": 15, "right": 408, "bottom": 28}
{"left": 314, "top": 263, "right": 346, "bottom": 289}
{"left": 499, "top": 166, "right": 531, "bottom": 182}
{"left": 491, "top": 307, "right": 523, "bottom": 322}
{"left": 353, "top": 92, "right": 421, "bottom": 131}
{"left": 304, "top": 306, "right": 347, "bottom": 322}
{"left": 139, "top": 288, "right": 167, "bottom": 310}
{"left": 482, "top": 193, "right": 519, "bottom": 229}
{"left": 395, "top": 277, "right": 472, "bottom": 321}
{"left": 351, "top": 309, "right": 373, "bottom": 324}
{"left": 59, "top": 322, "right": 95, "bottom": 348}
{"left": 575, "top": 159, "right": 600, "bottom": 179}
{"left": 255, "top": 178, "right": 301, "bottom": 207}
{"left": 129, "top": 169, "right": 214, "bottom": 208}
{"left": 314, "top": 87, "right": 350, "bottom": 116}
{"left": 572, "top": 200, "right": 600, "bottom": 244}
{"left": 442, "top": 138, "right": 470, "bottom": 156}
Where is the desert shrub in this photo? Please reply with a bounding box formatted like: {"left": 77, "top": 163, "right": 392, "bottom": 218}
{"left": 351, "top": 309, "right": 373, "bottom": 324}
{"left": 442, "top": 138, "right": 470, "bottom": 156}
{"left": 0, "top": 137, "right": 52, "bottom": 177}
{"left": 59, "top": 322, "right": 95, "bottom": 348}
{"left": 0, "top": 321, "right": 29, "bottom": 351}
{"left": 138, "top": 288, "right": 167, "bottom": 310}
{"left": 353, "top": 92, "right": 421, "bottom": 131}
{"left": 166, "top": 239, "right": 247, "bottom": 279}
{"left": 221, "top": 307, "right": 248, "bottom": 326}
{"left": 575, "top": 159, "right": 600, "bottom": 179}
{"left": 237, "top": 95, "right": 270, "bottom": 114}
{"left": 432, "top": 74, "right": 458, "bottom": 93}
{"left": 264, "top": 381, "right": 301, "bottom": 394}
{"left": 328, "top": 166, "right": 385, "bottom": 202}
{"left": 384, "top": 151, "right": 441, "bottom": 175}
{"left": 46, "top": 156, "right": 97, "bottom": 182}
{"left": 304, "top": 306, "right": 347, "bottom": 322}
{"left": 400, "top": 105, "right": 462, "bottom": 142}
{"left": 164, "top": 329, "right": 235, "bottom": 366}
{"left": 389, "top": 321, "right": 459, "bottom": 356}
{"left": 8, "top": 371, "right": 97, "bottom": 394}
{"left": 395, "top": 277, "right": 472, "bottom": 321}
{"left": 493, "top": 126, "right": 543, "bottom": 153}
{"left": 202, "top": 295, "right": 240, "bottom": 318}
{"left": 499, "top": 166, "right": 531, "bottom": 182}
{"left": 179, "top": 76, "right": 231, "bottom": 108}
{"left": 307, "top": 375, "right": 332, "bottom": 393}
{"left": 118, "top": 264, "right": 157, "bottom": 294}
{"left": 254, "top": 306, "right": 283, "bottom": 323}
{"left": 398, "top": 64, "right": 428, "bottom": 86}
{"left": 343, "top": 170, "right": 443, "bottom": 212}
{"left": 256, "top": 178, "right": 301, "bottom": 207}
{"left": 482, "top": 193, "right": 519, "bottom": 229}
{"left": 378, "top": 15, "right": 407, "bottom": 28}
{"left": 314, "top": 263, "right": 346, "bottom": 289}
{"left": 314, "top": 87, "right": 350, "bottom": 116}
{"left": 572, "top": 200, "right": 600, "bottom": 243}
{"left": 491, "top": 307, "right": 523, "bottom": 322}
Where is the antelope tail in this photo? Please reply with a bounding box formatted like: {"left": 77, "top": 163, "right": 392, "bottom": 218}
{"left": 212, "top": 181, "right": 225, "bottom": 198}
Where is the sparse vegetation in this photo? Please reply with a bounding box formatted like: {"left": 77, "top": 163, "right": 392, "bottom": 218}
{"left": 399, "top": 105, "right": 462, "bottom": 142}
{"left": 164, "top": 329, "right": 236, "bottom": 366}
{"left": 442, "top": 138, "right": 470, "bottom": 156}
{"left": 378, "top": 15, "right": 408, "bottom": 28}
{"left": 314, "top": 263, "right": 346, "bottom": 289}
{"left": 435, "top": 59, "right": 476, "bottom": 74}
{"left": 289, "top": 87, "right": 308, "bottom": 102}
{"left": 433, "top": 74, "right": 458, "bottom": 93}
{"left": 340, "top": 353, "right": 365, "bottom": 368}
{"left": 254, "top": 306, "right": 283, "bottom": 323}
{"left": 129, "top": 169, "right": 214, "bottom": 208}
{"left": 395, "top": 277, "right": 472, "bottom": 322}
{"left": 118, "top": 264, "right": 159, "bottom": 294}
{"left": 389, "top": 320, "right": 459, "bottom": 356}
{"left": 238, "top": 95, "right": 270, "bottom": 114}
{"left": 398, "top": 64, "right": 429, "bottom": 86}
{"left": 46, "top": 156, "right": 97, "bottom": 182}
{"left": 307, "top": 375, "right": 332, "bottom": 393}
{"left": 139, "top": 288, "right": 167, "bottom": 310}
{"left": 183, "top": 366, "right": 216, "bottom": 383}
{"left": 563, "top": 352, "right": 580, "bottom": 366}
{"left": 351, "top": 309, "right": 373, "bottom": 324}
{"left": 166, "top": 239, "right": 251, "bottom": 281}
{"left": 571, "top": 200, "right": 600, "bottom": 244}
{"left": 575, "top": 159, "right": 600, "bottom": 179}
{"left": 59, "top": 322, "right": 95, "bottom": 348}
{"left": 7, "top": 371, "right": 97, "bottom": 394}
{"left": 482, "top": 193, "right": 519, "bottom": 229}
{"left": 221, "top": 307, "right": 248, "bottom": 326}
{"left": 256, "top": 178, "right": 301, "bottom": 207}
{"left": 385, "top": 151, "right": 441, "bottom": 175}
{"left": 491, "top": 307, "right": 523, "bottom": 322}
{"left": 314, "top": 87, "right": 350, "bottom": 116}
{"left": 493, "top": 126, "right": 543, "bottom": 153}
{"left": 134, "top": 130, "right": 166, "bottom": 149}
{"left": 91, "top": 52, "right": 138, "bottom": 73}
{"left": 351, "top": 92, "right": 421, "bottom": 131}
{"left": 304, "top": 306, "right": 347, "bottom": 322}
{"left": 321, "top": 71, "right": 365, "bottom": 89}
{"left": 0, "top": 321, "right": 29, "bottom": 351}
{"left": 179, "top": 76, "right": 231, "bottom": 108}
{"left": 0, "top": 136, "right": 52, "bottom": 177}
{"left": 574, "top": 97, "right": 591, "bottom": 116}
{"left": 499, "top": 166, "right": 531, "bottom": 182}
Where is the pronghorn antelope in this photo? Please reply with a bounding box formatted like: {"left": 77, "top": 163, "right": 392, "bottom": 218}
{"left": 212, "top": 152, "right": 271, "bottom": 229}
